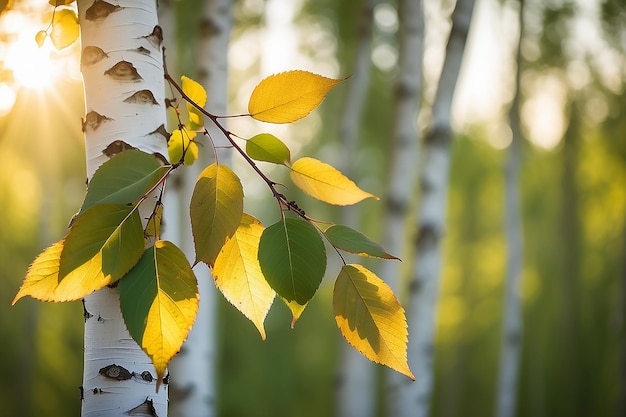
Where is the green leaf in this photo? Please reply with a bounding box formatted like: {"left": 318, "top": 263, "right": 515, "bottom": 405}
{"left": 290, "top": 157, "right": 379, "bottom": 205}
{"left": 248, "top": 70, "right": 344, "bottom": 123}
{"left": 182, "top": 75, "right": 207, "bottom": 129}
{"left": 50, "top": 8, "right": 79, "bottom": 50}
{"left": 258, "top": 218, "right": 326, "bottom": 305}
{"left": 245, "top": 133, "right": 291, "bottom": 165}
{"left": 213, "top": 213, "right": 275, "bottom": 339}
{"left": 334, "top": 264, "right": 414, "bottom": 380}
{"left": 78, "top": 149, "right": 170, "bottom": 217}
{"left": 13, "top": 204, "right": 144, "bottom": 302}
{"left": 58, "top": 204, "right": 145, "bottom": 296}
{"left": 324, "top": 225, "right": 399, "bottom": 260}
{"left": 119, "top": 240, "right": 199, "bottom": 389}
{"left": 191, "top": 163, "right": 244, "bottom": 266}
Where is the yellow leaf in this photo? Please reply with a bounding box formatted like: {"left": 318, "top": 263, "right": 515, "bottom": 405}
{"left": 290, "top": 157, "right": 379, "bottom": 205}
{"left": 168, "top": 128, "right": 198, "bottom": 165}
{"left": 13, "top": 240, "right": 64, "bottom": 304}
{"left": 213, "top": 213, "right": 275, "bottom": 339}
{"left": 248, "top": 70, "right": 343, "bottom": 123}
{"left": 283, "top": 298, "right": 307, "bottom": 328}
{"left": 182, "top": 75, "right": 207, "bottom": 128}
{"left": 119, "top": 241, "right": 199, "bottom": 389}
{"left": 333, "top": 264, "right": 414, "bottom": 380}
{"left": 50, "top": 8, "right": 79, "bottom": 50}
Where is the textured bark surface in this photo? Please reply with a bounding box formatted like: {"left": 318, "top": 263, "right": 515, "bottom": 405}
{"left": 335, "top": 1, "right": 378, "bottom": 416}
{"left": 168, "top": 1, "right": 232, "bottom": 416}
{"left": 394, "top": 0, "right": 475, "bottom": 416}
{"left": 78, "top": 0, "right": 169, "bottom": 415}
{"left": 495, "top": 1, "right": 525, "bottom": 416}
{"left": 381, "top": 0, "right": 424, "bottom": 415}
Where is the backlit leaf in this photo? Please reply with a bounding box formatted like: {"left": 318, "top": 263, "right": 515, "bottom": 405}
{"left": 49, "top": 0, "right": 75, "bottom": 6}
{"left": 282, "top": 298, "right": 307, "bottom": 328}
{"left": 50, "top": 8, "right": 78, "bottom": 50}
{"left": 119, "top": 241, "right": 199, "bottom": 389}
{"left": 333, "top": 264, "right": 414, "bottom": 380}
{"left": 248, "top": 70, "right": 343, "bottom": 123}
{"left": 13, "top": 240, "right": 64, "bottom": 304}
{"left": 191, "top": 163, "right": 244, "bottom": 266}
{"left": 290, "top": 157, "right": 379, "bottom": 205}
{"left": 79, "top": 149, "right": 170, "bottom": 217}
{"left": 55, "top": 204, "right": 144, "bottom": 300}
{"left": 246, "top": 133, "right": 291, "bottom": 165}
{"left": 258, "top": 218, "right": 326, "bottom": 305}
{"left": 145, "top": 203, "right": 163, "bottom": 239}
{"left": 1, "top": 0, "right": 14, "bottom": 15}
{"left": 35, "top": 30, "right": 47, "bottom": 48}
{"left": 324, "top": 225, "right": 399, "bottom": 259}
{"left": 14, "top": 204, "right": 144, "bottom": 302}
{"left": 168, "top": 128, "right": 198, "bottom": 166}
{"left": 182, "top": 75, "right": 207, "bottom": 129}
{"left": 213, "top": 213, "right": 275, "bottom": 339}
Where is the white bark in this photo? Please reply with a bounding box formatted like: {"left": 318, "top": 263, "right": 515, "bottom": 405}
{"left": 335, "top": 1, "right": 378, "bottom": 416}
{"left": 382, "top": 0, "right": 424, "bottom": 414}
{"left": 78, "top": 0, "right": 169, "bottom": 415}
{"left": 495, "top": 1, "right": 525, "bottom": 416}
{"left": 168, "top": 1, "right": 232, "bottom": 416}
{"left": 395, "top": 0, "right": 475, "bottom": 416}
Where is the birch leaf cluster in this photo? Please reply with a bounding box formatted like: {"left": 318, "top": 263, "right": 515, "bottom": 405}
{"left": 13, "top": 19, "right": 416, "bottom": 385}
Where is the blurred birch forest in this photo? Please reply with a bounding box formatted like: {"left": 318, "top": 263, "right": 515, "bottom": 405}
{"left": 0, "top": 0, "right": 625, "bottom": 416}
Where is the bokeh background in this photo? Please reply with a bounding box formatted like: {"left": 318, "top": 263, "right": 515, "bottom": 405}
{"left": 1, "top": 0, "right": 625, "bottom": 416}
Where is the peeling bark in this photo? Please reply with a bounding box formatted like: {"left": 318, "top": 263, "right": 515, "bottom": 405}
{"left": 77, "top": 0, "right": 169, "bottom": 415}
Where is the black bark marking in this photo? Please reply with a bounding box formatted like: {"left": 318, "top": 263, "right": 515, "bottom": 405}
{"left": 104, "top": 61, "right": 142, "bottom": 81}
{"left": 83, "top": 111, "right": 112, "bottom": 131}
{"left": 162, "top": 372, "right": 169, "bottom": 385}
{"left": 124, "top": 90, "right": 158, "bottom": 105}
{"left": 79, "top": 386, "right": 84, "bottom": 401}
{"left": 125, "top": 398, "right": 158, "bottom": 416}
{"left": 82, "top": 299, "right": 93, "bottom": 322}
{"left": 149, "top": 124, "right": 169, "bottom": 141}
{"left": 134, "top": 46, "right": 151, "bottom": 55}
{"left": 81, "top": 46, "right": 108, "bottom": 67}
{"left": 153, "top": 152, "right": 168, "bottom": 166}
{"left": 102, "top": 140, "right": 136, "bottom": 157}
{"left": 99, "top": 364, "right": 133, "bottom": 381}
{"left": 140, "top": 371, "right": 154, "bottom": 382}
{"left": 92, "top": 387, "right": 103, "bottom": 394}
{"left": 141, "top": 25, "right": 163, "bottom": 49}
{"left": 85, "top": 0, "right": 121, "bottom": 21}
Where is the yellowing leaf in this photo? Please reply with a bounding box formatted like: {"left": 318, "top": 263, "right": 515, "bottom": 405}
{"left": 50, "top": 8, "right": 78, "bottom": 50}
{"left": 13, "top": 204, "right": 145, "bottom": 303}
{"left": 248, "top": 70, "right": 343, "bottom": 123}
{"left": 182, "top": 75, "right": 207, "bottom": 129}
{"left": 191, "top": 163, "right": 244, "bottom": 266}
{"left": 333, "top": 264, "right": 414, "bottom": 380}
{"left": 246, "top": 133, "right": 291, "bottom": 165}
{"left": 282, "top": 298, "right": 307, "bottom": 328}
{"left": 290, "top": 157, "right": 379, "bottom": 205}
{"left": 119, "top": 241, "right": 199, "bottom": 389}
{"left": 35, "top": 30, "right": 47, "bottom": 48}
{"left": 13, "top": 240, "right": 64, "bottom": 304}
{"left": 49, "top": 0, "right": 75, "bottom": 6}
{"left": 168, "top": 128, "right": 198, "bottom": 165}
{"left": 213, "top": 213, "right": 275, "bottom": 339}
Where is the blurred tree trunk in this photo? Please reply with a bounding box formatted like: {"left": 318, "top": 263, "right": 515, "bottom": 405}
{"left": 382, "top": 0, "right": 424, "bottom": 413}
{"left": 619, "top": 216, "right": 626, "bottom": 417}
{"left": 167, "top": 1, "right": 233, "bottom": 416}
{"left": 77, "top": 0, "right": 169, "bottom": 415}
{"left": 495, "top": 1, "right": 525, "bottom": 416}
{"left": 395, "top": 0, "right": 475, "bottom": 416}
{"left": 335, "top": 1, "right": 378, "bottom": 416}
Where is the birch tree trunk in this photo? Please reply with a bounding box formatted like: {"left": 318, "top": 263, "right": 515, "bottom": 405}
{"left": 335, "top": 1, "right": 378, "bottom": 416}
{"left": 395, "top": 0, "right": 475, "bottom": 416}
{"left": 167, "top": 2, "right": 232, "bottom": 416}
{"left": 77, "top": 0, "right": 169, "bottom": 415}
{"left": 495, "top": 1, "right": 525, "bottom": 416}
{"left": 381, "top": 0, "right": 424, "bottom": 414}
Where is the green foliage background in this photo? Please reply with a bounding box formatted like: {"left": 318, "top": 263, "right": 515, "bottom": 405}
{"left": 1, "top": 0, "right": 625, "bottom": 416}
